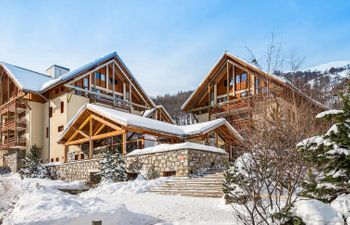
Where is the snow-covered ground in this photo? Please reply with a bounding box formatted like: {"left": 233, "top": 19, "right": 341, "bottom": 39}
{"left": 0, "top": 174, "right": 237, "bottom": 225}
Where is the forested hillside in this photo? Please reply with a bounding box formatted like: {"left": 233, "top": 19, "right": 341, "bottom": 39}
{"left": 152, "top": 90, "right": 195, "bottom": 125}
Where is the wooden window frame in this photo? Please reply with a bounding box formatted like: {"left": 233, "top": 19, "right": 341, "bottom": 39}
{"left": 60, "top": 101, "right": 64, "bottom": 113}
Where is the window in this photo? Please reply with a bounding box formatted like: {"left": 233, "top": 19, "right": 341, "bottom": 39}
{"left": 224, "top": 80, "right": 228, "bottom": 87}
{"left": 255, "top": 78, "right": 260, "bottom": 93}
{"left": 83, "top": 77, "right": 89, "bottom": 89}
{"left": 49, "top": 107, "right": 53, "bottom": 118}
{"left": 46, "top": 127, "right": 49, "bottom": 138}
{"left": 58, "top": 125, "right": 64, "bottom": 132}
{"left": 60, "top": 101, "right": 64, "bottom": 113}
{"left": 95, "top": 72, "right": 101, "bottom": 80}
{"left": 101, "top": 74, "right": 106, "bottom": 82}
{"left": 236, "top": 75, "right": 241, "bottom": 83}
{"left": 51, "top": 158, "right": 54, "bottom": 162}
{"left": 55, "top": 88, "right": 59, "bottom": 95}
{"left": 55, "top": 157, "right": 59, "bottom": 162}
{"left": 242, "top": 73, "right": 247, "bottom": 81}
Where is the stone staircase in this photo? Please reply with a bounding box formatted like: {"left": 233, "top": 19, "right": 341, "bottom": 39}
{"left": 149, "top": 172, "right": 225, "bottom": 198}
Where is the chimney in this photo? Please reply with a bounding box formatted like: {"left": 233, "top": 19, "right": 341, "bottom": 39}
{"left": 46, "top": 65, "right": 70, "bottom": 79}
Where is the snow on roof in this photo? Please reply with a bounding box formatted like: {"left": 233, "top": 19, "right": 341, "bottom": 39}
{"left": 40, "top": 52, "right": 118, "bottom": 91}
{"left": 126, "top": 142, "right": 228, "bottom": 156}
{"left": 142, "top": 108, "right": 156, "bottom": 118}
{"left": 59, "top": 103, "right": 243, "bottom": 142}
{"left": 0, "top": 62, "right": 53, "bottom": 92}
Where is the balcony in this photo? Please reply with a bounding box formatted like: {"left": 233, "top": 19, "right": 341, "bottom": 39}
{"left": 0, "top": 118, "right": 27, "bottom": 133}
{"left": 0, "top": 98, "right": 27, "bottom": 115}
{"left": 0, "top": 137, "right": 26, "bottom": 150}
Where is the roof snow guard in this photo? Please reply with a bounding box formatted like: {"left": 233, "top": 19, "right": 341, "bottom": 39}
{"left": 58, "top": 103, "right": 243, "bottom": 144}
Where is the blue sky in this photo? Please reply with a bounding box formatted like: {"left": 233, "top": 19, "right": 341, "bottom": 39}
{"left": 0, "top": 0, "right": 349, "bottom": 96}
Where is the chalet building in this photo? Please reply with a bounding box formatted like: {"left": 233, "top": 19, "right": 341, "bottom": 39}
{"left": 0, "top": 52, "right": 174, "bottom": 171}
{"left": 182, "top": 52, "right": 325, "bottom": 132}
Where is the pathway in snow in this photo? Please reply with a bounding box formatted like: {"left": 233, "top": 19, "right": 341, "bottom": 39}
{"left": 1, "top": 175, "right": 238, "bottom": 225}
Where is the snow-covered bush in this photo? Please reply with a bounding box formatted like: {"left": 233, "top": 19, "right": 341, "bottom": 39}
{"left": 298, "top": 93, "right": 350, "bottom": 202}
{"left": 98, "top": 147, "right": 127, "bottom": 182}
{"left": 19, "top": 145, "right": 48, "bottom": 178}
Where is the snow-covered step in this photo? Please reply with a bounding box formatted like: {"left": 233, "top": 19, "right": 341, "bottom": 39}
{"left": 149, "top": 172, "right": 225, "bottom": 198}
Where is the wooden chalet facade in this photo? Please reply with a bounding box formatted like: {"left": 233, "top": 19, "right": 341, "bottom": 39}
{"left": 0, "top": 52, "right": 174, "bottom": 171}
{"left": 182, "top": 52, "right": 325, "bottom": 131}
{"left": 57, "top": 104, "right": 242, "bottom": 162}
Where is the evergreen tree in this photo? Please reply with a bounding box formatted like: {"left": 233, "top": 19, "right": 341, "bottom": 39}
{"left": 19, "top": 145, "right": 48, "bottom": 178}
{"left": 299, "top": 92, "right": 350, "bottom": 202}
{"left": 98, "top": 147, "right": 127, "bottom": 182}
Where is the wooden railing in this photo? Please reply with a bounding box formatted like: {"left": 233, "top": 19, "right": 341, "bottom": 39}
{"left": 0, "top": 98, "right": 27, "bottom": 115}
{"left": 0, "top": 117, "right": 27, "bottom": 132}
{"left": 0, "top": 137, "right": 26, "bottom": 149}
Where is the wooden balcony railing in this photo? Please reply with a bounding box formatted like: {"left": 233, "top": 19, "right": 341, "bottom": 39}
{"left": 0, "top": 118, "right": 27, "bottom": 132}
{"left": 0, "top": 137, "right": 26, "bottom": 150}
{"left": 0, "top": 98, "right": 27, "bottom": 115}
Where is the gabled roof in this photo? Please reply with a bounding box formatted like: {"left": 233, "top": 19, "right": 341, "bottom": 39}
{"left": 0, "top": 52, "right": 156, "bottom": 108}
{"left": 181, "top": 52, "right": 325, "bottom": 111}
{"left": 58, "top": 103, "right": 243, "bottom": 142}
{"left": 0, "top": 62, "right": 53, "bottom": 92}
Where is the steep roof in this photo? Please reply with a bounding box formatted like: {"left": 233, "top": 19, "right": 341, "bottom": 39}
{"left": 0, "top": 62, "right": 53, "bottom": 92}
{"left": 181, "top": 52, "right": 325, "bottom": 111}
{"left": 0, "top": 52, "right": 156, "bottom": 107}
{"left": 58, "top": 103, "right": 243, "bottom": 142}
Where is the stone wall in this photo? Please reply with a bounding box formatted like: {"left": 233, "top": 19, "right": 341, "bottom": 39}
{"left": 3, "top": 149, "right": 25, "bottom": 172}
{"left": 46, "top": 148, "right": 228, "bottom": 181}
{"left": 126, "top": 148, "right": 228, "bottom": 177}
{"left": 47, "top": 158, "right": 100, "bottom": 181}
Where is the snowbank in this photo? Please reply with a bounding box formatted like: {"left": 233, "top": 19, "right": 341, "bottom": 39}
{"left": 126, "top": 142, "right": 227, "bottom": 156}
{"left": 292, "top": 199, "right": 344, "bottom": 225}
{"left": 330, "top": 194, "right": 350, "bottom": 223}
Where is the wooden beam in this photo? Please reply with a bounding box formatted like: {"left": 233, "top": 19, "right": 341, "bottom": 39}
{"left": 226, "top": 62, "right": 229, "bottom": 100}
{"left": 91, "top": 114, "right": 123, "bottom": 131}
{"left": 66, "top": 115, "right": 91, "bottom": 143}
{"left": 122, "top": 131, "right": 127, "bottom": 155}
{"left": 89, "top": 140, "right": 93, "bottom": 159}
{"left": 64, "top": 145, "right": 68, "bottom": 162}
{"left": 93, "top": 124, "right": 106, "bottom": 135}
{"left": 66, "top": 130, "right": 124, "bottom": 146}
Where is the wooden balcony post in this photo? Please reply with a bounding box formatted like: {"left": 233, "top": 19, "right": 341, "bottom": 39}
{"left": 122, "top": 131, "right": 127, "bottom": 155}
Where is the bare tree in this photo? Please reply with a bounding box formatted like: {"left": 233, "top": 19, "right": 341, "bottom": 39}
{"left": 246, "top": 33, "right": 286, "bottom": 74}
{"left": 223, "top": 95, "right": 324, "bottom": 225}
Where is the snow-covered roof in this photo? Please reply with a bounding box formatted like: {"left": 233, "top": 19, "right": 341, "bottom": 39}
{"left": 142, "top": 105, "right": 175, "bottom": 124}
{"left": 59, "top": 103, "right": 243, "bottom": 142}
{"left": 0, "top": 62, "right": 53, "bottom": 92}
{"left": 0, "top": 52, "right": 156, "bottom": 108}
{"left": 40, "top": 52, "right": 118, "bottom": 91}
{"left": 127, "top": 142, "right": 228, "bottom": 156}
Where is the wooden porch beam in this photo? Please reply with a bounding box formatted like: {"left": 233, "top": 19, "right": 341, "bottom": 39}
{"left": 65, "top": 130, "right": 125, "bottom": 146}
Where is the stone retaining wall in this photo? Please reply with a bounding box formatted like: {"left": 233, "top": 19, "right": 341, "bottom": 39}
{"left": 126, "top": 148, "right": 228, "bottom": 177}
{"left": 47, "top": 158, "right": 100, "bottom": 181}
{"left": 3, "top": 149, "right": 25, "bottom": 172}
{"left": 47, "top": 148, "right": 228, "bottom": 181}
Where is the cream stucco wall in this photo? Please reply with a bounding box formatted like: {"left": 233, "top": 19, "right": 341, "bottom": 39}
{"left": 25, "top": 102, "right": 45, "bottom": 160}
